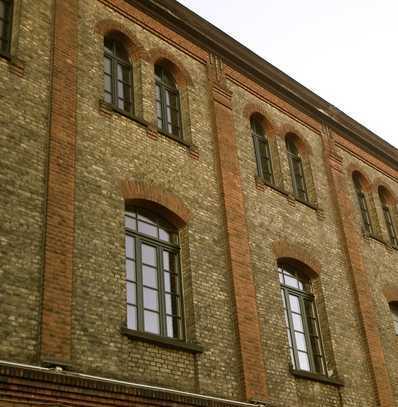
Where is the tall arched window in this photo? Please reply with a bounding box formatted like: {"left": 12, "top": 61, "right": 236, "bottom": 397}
{"left": 251, "top": 115, "right": 274, "bottom": 184}
{"left": 0, "top": 0, "right": 13, "bottom": 55}
{"left": 353, "top": 172, "right": 373, "bottom": 235}
{"left": 155, "top": 64, "right": 181, "bottom": 138}
{"left": 125, "top": 208, "right": 183, "bottom": 339}
{"left": 279, "top": 263, "right": 325, "bottom": 374}
{"left": 379, "top": 187, "right": 398, "bottom": 247}
{"left": 286, "top": 136, "right": 308, "bottom": 202}
{"left": 103, "top": 36, "right": 133, "bottom": 113}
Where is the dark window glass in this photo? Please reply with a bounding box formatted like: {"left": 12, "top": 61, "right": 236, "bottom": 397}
{"left": 379, "top": 189, "right": 398, "bottom": 246}
{"left": 390, "top": 303, "right": 398, "bottom": 335}
{"left": 279, "top": 264, "right": 326, "bottom": 375}
{"left": 286, "top": 138, "right": 308, "bottom": 202}
{"left": 155, "top": 64, "right": 181, "bottom": 138}
{"left": 251, "top": 117, "right": 274, "bottom": 184}
{"left": 103, "top": 36, "right": 132, "bottom": 113}
{"left": 125, "top": 208, "right": 183, "bottom": 339}
{"left": 0, "top": 0, "right": 13, "bottom": 55}
{"left": 353, "top": 174, "right": 373, "bottom": 235}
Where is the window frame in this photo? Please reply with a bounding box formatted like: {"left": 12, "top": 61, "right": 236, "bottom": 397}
{"left": 353, "top": 175, "right": 373, "bottom": 235}
{"left": 125, "top": 208, "right": 185, "bottom": 340}
{"left": 286, "top": 138, "right": 308, "bottom": 202}
{"left": 103, "top": 37, "right": 133, "bottom": 115}
{"left": 0, "top": 0, "right": 13, "bottom": 57}
{"left": 155, "top": 64, "right": 182, "bottom": 139}
{"left": 279, "top": 264, "right": 326, "bottom": 375}
{"left": 390, "top": 303, "right": 398, "bottom": 335}
{"left": 251, "top": 117, "right": 274, "bottom": 185}
{"left": 382, "top": 205, "right": 398, "bottom": 247}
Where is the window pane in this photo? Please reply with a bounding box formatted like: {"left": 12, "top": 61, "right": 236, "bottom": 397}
{"left": 314, "top": 355, "right": 324, "bottom": 374}
{"left": 295, "top": 332, "right": 307, "bottom": 351}
{"left": 127, "top": 305, "right": 137, "bottom": 330}
{"left": 125, "top": 236, "right": 135, "bottom": 259}
{"left": 164, "top": 271, "right": 171, "bottom": 292}
{"left": 126, "top": 259, "right": 135, "bottom": 281}
{"left": 159, "top": 228, "right": 170, "bottom": 242}
{"left": 163, "top": 251, "right": 170, "bottom": 271}
{"left": 292, "top": 313, "right": 304, "bottom": 332}
{"left": 138, "top": 221, "right": 157, "bottom": 238}
{"left": 289, "top": 295, "right": 300, "bottom": 313}
{"left": 144, "top": 310, "right": 160, "bottom": 334}
{"left": 104, "top": 92, "right": 112, "bottom": 103}
{"left": 143, "top": 287, "right": 159, "bottom": 311}
{"left": 104, "top": 57, "right": 111, "bottom": 74}
{"left": 297, "top": 351, "right": 310, "bottom": 371}
{"left": 126, "top": 282, "right": 136, "bottom": 305}
{"left": 125, "top": 215, "right": 136, "bottom": 231}
{"left": 141, "top": 244, "right": 156, "bottom": 266}
{"left": 166, "top": 315, "right": 175, "bottom": 338}
{"left": 284, "top": 274, "right": 299, "bottom": 289}
{"left": 143, "top": 265, "right": 157, "bottom": 288}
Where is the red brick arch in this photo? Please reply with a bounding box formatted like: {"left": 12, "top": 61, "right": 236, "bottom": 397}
{"left": 148, "top": 47, "right": 193, "bottom": 88}
{"left": 272, "top": 240, "right": 321, "bottom": 279}
{"left": 242, "top": 102, "right": 277, "bottom": 137}
{"left": 347, "top": 163, "right": 372, "bottom": 192}
{"left": 280, "top": 123, "right": 313, "bottom": 156}
{"left": 373, "top": 178, "right": 398, "bottom": 205}
{"left": 94, "top": 19, "right": 148, "bottom": 60}
{"left": 121, "top": 179, "right": 190, "bottom": 228}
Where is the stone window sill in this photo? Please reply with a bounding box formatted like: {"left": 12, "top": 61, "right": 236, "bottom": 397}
{"left": 363, "top": 232, "right": 398, "bottom": 252}
{"left": 290, "top": 366, "right": 344, "bottom": 387}
{"left": 121, "top": 327, "right": 204, "bottom": 354}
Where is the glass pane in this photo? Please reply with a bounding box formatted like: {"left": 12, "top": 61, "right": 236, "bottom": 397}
{"left": 144, "top": 310, "right": 160, "bottom": 334}
{"left": 289, "top": 295, "right": 300, "bottom": 313}
{"left": 314, "top": 355, "right": 324, "bottom": 373}
{"left": 155, "top": 84, "right": 161, "bottom": 98}
{"left": 164, "top": 271, "right": 178, "bottom": 294}
{"left": 143, "top": 287, "right": 159, "bottom": 311}
{"left": 159, "top": 228, "right": 170, "bottom": 242}
{"left": 143, "top": 265, "right": 157, "bottom": 288}
{"left": 117, "top": 80, "right": 124, "bottom": 99}
{"left": 297, "top": 351, "right": 310, "bottom": 371}
{"left": 164, "top": 271, "right": 171, "bottom": 292}
{"left": 292, "top": 313, "right": 304, "bottom": 332}
{"left": 165, "top": 90, "right": 171, "bottom": 105}
{"left": 156, "top": 101, "right": 162, "bottom": 120}
{"left": 126, "top": 259, "right": 135, "bottom": 281}
{"left": 104, "top": 75, "right": 112, "bottom": 94}
{"left": 284, "top": 274, "right": 299, "bottom": 289}
{"left": 122, "top": 66, "right": 131, "bottom": 83}
{"left": 166, "top": 106, "right": 172, "bottom": 122}
{"left": 141, "top": 244, "right": 156, "bottom": 266}
{"left": 138, "top": 221, "right": 157, "bottom": 238}
{"left": 104, "top": 92, "right": 112, "bottom": 103}
{"left": 104, "top": 57, "right": 111, "bottom": 74}
{"left": 295, "top": 332, "right": 307, "bottom": 351}
{"left": 166, "top": 315, "right": 174, "bottom": 338}
{"left": 125, "top": 235, "right": 135, "bottom": 259}
{"left": 124, "top": 215, "right": 136, "bottom": 231}
{"left": 104, "top": 37, "right": 113, "bottom": 53}
{"left": 138, "top": 213, "right": 155, "bottom": 224}
{"left": 126, "top": 282, "right": 136, "bottom": 305}
{"left": 163, "top": 251, "right": 170, "bottom": 271}
{"left": 127, "top": 305, "right": 137, "bottom": 330}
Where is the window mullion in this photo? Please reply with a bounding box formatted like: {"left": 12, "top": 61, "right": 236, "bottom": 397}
{"left": 158, "top": 246, "right": 166, "bottom": 336}
{"left": 136, "top": 238, "right": 144, "bottom": 331}
{"left": 285, "top": 288, "right": 300, "bottom": 370}
{"left": 300, "top": 295, "right": 315, "bottom": 373}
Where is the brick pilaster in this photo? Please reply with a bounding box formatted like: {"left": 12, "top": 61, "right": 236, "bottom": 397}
{"left": 321, "top": 124, "right": 395, "bottom": 407}
{"left": 40, "top": 0, "right": 79, "bottom": 366}
{"left": 207, "top": 54, "right": 268, "bottom": 402}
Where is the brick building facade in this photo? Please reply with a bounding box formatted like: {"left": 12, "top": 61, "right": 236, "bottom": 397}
{"left": 1, "top": 1, "right": 398, "bottom": 406}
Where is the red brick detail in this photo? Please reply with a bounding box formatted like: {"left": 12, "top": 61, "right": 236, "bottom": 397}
{"left": 272, "top": 241, "right": 321, "bottom": 278}
{"left": 242, "top": 103, "right": 278, "bottom": 138}
{"left": 373, "top": 179, "right": 398, "bottom": 204}
{"left": 40, "top": 0, "right": 79, "bottom": 365}
{"left": 321, "top": 132, "right": 396, "bottom": 407}
{"left": 121, "top": 179, "right": 190, "bottom": 228}
{"left": 147, "top": 47, "right": 193, "bottom": 87}
{"left": 94, "top": 18, "right": 148, "bottom": 60}
{"left": 346, "top": 163, "right": 372, "bottom": 191}
{"left": 281, "top": 124, "right": 313, "bottom": 156}
{"left": 209, "top": 79, "right": 268, "bottom": 401}
{"left": 383, "top": 287, "right": 398, "bottom": 304}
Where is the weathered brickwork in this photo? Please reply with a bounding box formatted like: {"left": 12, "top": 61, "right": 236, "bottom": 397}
{"left": 0, "top": 1, "right": 397, "bottom": 407}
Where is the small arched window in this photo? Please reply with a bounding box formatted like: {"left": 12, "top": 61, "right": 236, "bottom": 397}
{"left": 353, "top": 172, "right": 373, "bottom": 235}
{"left": 379, "top": 187, "right": 398, "bottom": 247}
{"left": 286, "top": 136, "right": 308, "bottom": 202}
{"left": 279, "top": 263, "right": 325, "bottom": 374}
{"left": 103, "top": 36, "right": 133, "bottom": 113}
{"left": 155, "top": 64, "right": 181, "bottom": 138}
{"left": 251, "top": 115, "right": 274, "bottom": 184}
{"left": 389, "top": 302, "right": 398, "bottom": 335}
{"left": 0, "top": 0, "right": 13, "bottom": 55}
{"left": 125, "top": 208, "right": 183, "bottom": 339}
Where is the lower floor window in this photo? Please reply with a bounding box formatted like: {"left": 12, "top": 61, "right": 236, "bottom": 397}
{"left": 279, "top": 264, "right": 325, "bottom": 374}
{"left": 125, "top": 208, "right": 183, "bottom": 339}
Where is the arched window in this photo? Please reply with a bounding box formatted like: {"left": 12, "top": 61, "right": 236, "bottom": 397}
{"left": 286, "top": 136, "right": 308, "bottom": 202}
{"left": 389, "top": 303, "right": 398, "bottom": 335}
{"left": 103, "top": 36, "right": 133, "bottom": 113}
{"left": 279, "top": 263, "right": 325, "bottom": 374}
{"left": 155, "top": 64, "right": 181, "bottom": 138}
{"left": 251, "top": 115, "right": 274, "bottom": 184}
{"left": 379, "top": 187, "right": 398, "bottom": 247}
{"left": 353, "top": 172, "right": 373, "bottom": 235}
{"left": 0, "top": 0, "right": 13, "bottom": 55}
{"left": 125, "top": 208, "right": 183, "bottom": 339}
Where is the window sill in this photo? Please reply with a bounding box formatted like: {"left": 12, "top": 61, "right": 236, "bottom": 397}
{"left": 100, "top": 100, "right": 149, "bottom": 128}
{"left": 255, "top": 175, "right": 288, "bottom": 197}
{"left": 363, "top": 232, "right": 398, "bottom": 252}
{"left": 157, "top": 128, "right": 191, "bottom": 148}
{"left": 290, "top": 366, "right": 344, "bottom": 387}
{"left": 121, "top": 327, "right": 204, "bottom": 354}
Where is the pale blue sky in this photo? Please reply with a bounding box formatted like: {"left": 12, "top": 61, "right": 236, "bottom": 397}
{"left": 178, "top": 0, "right": 398, "bottom": 148}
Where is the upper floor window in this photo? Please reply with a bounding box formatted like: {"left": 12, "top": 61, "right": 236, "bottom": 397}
{"left": 251, "top": 115, "right": 274, "bottom": 184}
{"left": 379, "top": 186, "right": 398, "bottom": 247}
{"left": 125, "top": 208, "right": 183, "bottom": 339}
{"left": 155, "top": 64, "right": 181, "bottom": 138}
{"left": 286, "top": 136, "right": 308, "bottom": 202}
{"left": 104, "top": 36, "right": 133, "bottom": 113}
{"left": 389, "top": 303, "right": 398, "bottom": 335}
{"left": 279, "top": 263, "right": 325, "bottom": 374}
{"left": 0, "top": 0, "right": 13, "bottom": 56}
{"left": 353, "top": 172, "right": 373, "bottom": 235}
